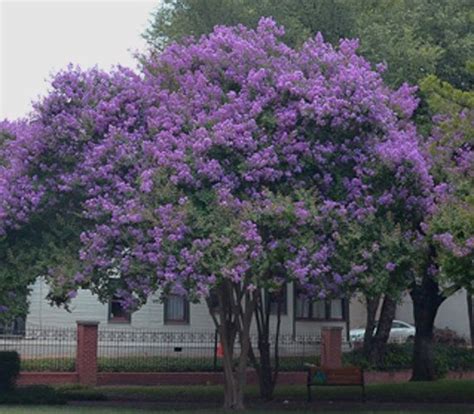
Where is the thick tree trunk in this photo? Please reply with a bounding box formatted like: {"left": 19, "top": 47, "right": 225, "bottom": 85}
{"left": 371, "top": 295, "right": 397, "bottom": 365}
{"left": 256, "top": 338, "right": 274, "bottom": 400}
{"left": 410, "top": 247, "right": 445, "bottom": 381}
{"left": 467, "top": 293, "right": 474, "bottom": 347}
{"left": 248, "top": 287, "right": 282, "bottom": 401}
{"left": 362, "top": 295, "right": 380, "bottom": 357}
{"left": 410, "top": 292, "right": 440, "bottom": 381}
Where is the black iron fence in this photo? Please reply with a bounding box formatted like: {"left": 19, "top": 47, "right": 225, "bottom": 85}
{"left": 0, "top": 325, "right": 76, "bottom": 371}
{"left": 0, "top": 325, "right": 322, "bottom": 372}
{"left": 97, "top": 329, "right": 321, "bottom": 372}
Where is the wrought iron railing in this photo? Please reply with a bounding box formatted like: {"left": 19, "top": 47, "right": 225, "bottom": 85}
{"left": 97, "top": 329, "right": 321, "bottom": 372}
{"left": 0, "top": 325, "right": 323, "bottom": 372}
{"left": 0, "top": 325, "right": 76, "bottom": 371}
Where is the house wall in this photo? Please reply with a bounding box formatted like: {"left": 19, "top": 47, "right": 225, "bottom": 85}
{"left": 26, "top": 279, "right": 347, "bottom": 337}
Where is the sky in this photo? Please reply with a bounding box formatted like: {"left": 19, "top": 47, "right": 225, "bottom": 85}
{"left": 0, "top": 0, "right": 157, "bottom": 119}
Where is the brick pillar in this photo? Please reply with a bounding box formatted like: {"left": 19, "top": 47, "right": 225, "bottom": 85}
{"left": 76, "top": 321, "right": 99, "bottom": 386}
{"left": 321, "top": 326, "right": 342, "bottom": 368}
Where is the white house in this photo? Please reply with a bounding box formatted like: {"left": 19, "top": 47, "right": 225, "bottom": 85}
{"left": 26, "top": 278, "right": 349, "bottom": 338}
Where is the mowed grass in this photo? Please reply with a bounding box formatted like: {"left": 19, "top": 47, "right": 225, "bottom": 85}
{"left": 1, "top": 380, "right": 472, "bottom": 413}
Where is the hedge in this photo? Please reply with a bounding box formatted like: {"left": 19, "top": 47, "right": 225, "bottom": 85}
{"left": 17, "top": 344, "right": 474, "bottom": 375}
{"left": 0, "top": 351, "right": 20, "bottom": 392}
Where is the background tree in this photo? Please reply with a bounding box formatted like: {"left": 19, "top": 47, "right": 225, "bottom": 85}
{"left": 421, "top": 75, "right": 474, "bottom": 365}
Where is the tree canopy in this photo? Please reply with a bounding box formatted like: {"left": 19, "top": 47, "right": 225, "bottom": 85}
{"left": 0, "top": 18, "right": 438, "bottom": 406}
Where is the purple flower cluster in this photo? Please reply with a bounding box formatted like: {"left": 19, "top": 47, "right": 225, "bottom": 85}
{"left": 0, "top": 19, "right": 434, "bottom": 306}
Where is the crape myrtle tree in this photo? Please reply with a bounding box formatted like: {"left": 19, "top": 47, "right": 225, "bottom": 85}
{"left": 0, "top": 20, "right": 433, "bottom": 408}
{"left": 143, "top": 0, "right": 473, "bottom": 368}
{"left": 0, "top": 121, "right": 32, "bottom": 324}
{"left": 0, "top": 121, "right": 83, "bottom": 326}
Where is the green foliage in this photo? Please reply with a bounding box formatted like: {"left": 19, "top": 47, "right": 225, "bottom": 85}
{"left": 0, "top": 385, "right": 67, "bottom": 405}
{"left": 0, "top": 204, "right": 84, "bottom": 322}
{"left": 20, "top": 357, "right": 75, "bottom": 373}
{"left": 0, "top": 351, "right": 20, "bottom": 392}
{"left": 333, "top": 214, "right": 418, "bottom": 300}
{"left": 421, "top": 75, "right": 474, "bottom": 293}
{"left": 21, "top": 355, "right": 313, "bottom": 373}
{"left": 144, "top": 0, "right": 357, "bottom": 50}
{"left": 344, "top": 343, "right": 474, "bottom": 376}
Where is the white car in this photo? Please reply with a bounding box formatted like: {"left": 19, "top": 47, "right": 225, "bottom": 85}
{"left": 350, "top": 320, "right": 416, "bottom": 343}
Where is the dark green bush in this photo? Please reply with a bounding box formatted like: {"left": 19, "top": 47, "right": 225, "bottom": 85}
{"left": 0, "top": 351, "right": 20, "bottom": 392}
{"left": 343, "top": 343, "right": 474, "bottom": 376}
{"left": 16, "top": 345, "right": 474, "bottom": 374}
{"left": 0, "top": 385, "right": 66, "bottom": 405}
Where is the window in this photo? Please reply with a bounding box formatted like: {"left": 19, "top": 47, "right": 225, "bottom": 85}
{"left": 268, "top": 285, "right": 288, "bottom": 315}
{"left": 164, "top": 295, "right": 189, "bottom": 324}
{"left": 295, "top": 294, "right": 345, "bottom": 321}
{"left": 108, "top": 295, "right": 131, "bottom": 323}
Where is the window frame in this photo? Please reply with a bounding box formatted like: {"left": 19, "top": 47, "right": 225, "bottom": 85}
{"left": 295, "top": 293, "right": 346, "bottom": 322}
{"left": 108, "top": 296, "right": 132, "bottom": 324}
{"left": 164, "top": 294, "right": 190, "bottom": 325}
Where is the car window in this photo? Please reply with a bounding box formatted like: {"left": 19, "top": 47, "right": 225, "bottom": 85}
{"left": 392, "top": 322, "right": 403, "bottom": 328}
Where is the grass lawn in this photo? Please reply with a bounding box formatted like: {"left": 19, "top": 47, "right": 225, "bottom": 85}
{"left": 1, "top": 380, "right": 472, "bottom": 413}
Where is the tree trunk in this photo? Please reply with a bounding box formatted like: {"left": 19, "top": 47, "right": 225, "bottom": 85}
{"left": 362, "top": 295, "right": 380, "bottom": 357}
{"left": 257, "top": 338, "right": 274, "bottom": 400}
{"left": 410, "top": 247, "right": 445, "bottom": 381}
{"left": 248, "top": 287, "right": 282, "bottom": 401}
{"left": 371, "top": 295, "right": 397, "bottom": 366}
{"left": 211, "top": 281, "right": 256, "bottom": 410}
{"left": 467, "top": 292, "right": 474, "bottom": 348}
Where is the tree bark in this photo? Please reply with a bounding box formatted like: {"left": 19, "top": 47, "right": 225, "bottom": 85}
{"left": 410, "top": 247, "right": 446, "bottom": 381}
{"left": 211, "top": 280, "right": 256, "bottom": 410}
{"left": 467, "top": 292, "right": 474, "bottom": 348}
{"left": 371, "top": 295, "right": 397, "bottom": 366}
{"left": 362, "top": 295, "right": 380, "bottom": 357}
{"left": 248, "top": 287, "right": 282, "bottom": 401}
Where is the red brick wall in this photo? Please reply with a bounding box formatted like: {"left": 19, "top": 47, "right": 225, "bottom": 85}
{"left": 17, "top": 372, "right": 78, "bottom": 386}
{"left": 76, "top": 321, "right": 99, "bottom": 386}
{"left": 18, "top": 370, "right": 474, "bottom": 387}
{"left": 96, "top": 371, "right": 306, "bottom": 386}
{"left": 321, "top": 327, "right": 342, "bottom": 368}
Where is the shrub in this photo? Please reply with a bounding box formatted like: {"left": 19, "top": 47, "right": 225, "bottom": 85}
{"left": 433, "top": 328, "right": 467, "bottom": 347}
{"left": 0, "top": 385, "right": 66, "bottom": 405}
{"left": 21, "top": 357, "right": 75, "bottom": 372}
{"left": 0, "top": 351, "right": 20, "bottom": 392}
{"left": 343, "top": 343, "right": 474, "bottom": 376}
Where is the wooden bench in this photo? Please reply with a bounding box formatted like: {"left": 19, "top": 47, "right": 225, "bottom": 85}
{"left": 306, "top": 364, "right": 365, "bottom": 402}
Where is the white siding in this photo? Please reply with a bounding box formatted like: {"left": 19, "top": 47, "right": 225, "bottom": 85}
{"left": 26, "top": 278, "right": 347, "bottom": 338}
